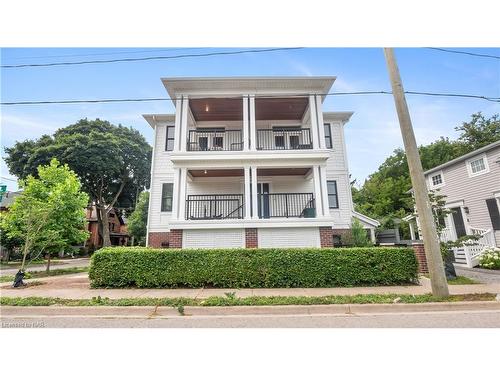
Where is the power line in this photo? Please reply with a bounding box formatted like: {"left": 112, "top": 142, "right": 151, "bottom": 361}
{"left": 427, "top": 47, "right": 500, "bottom": 60}
{"left": 2, "top": 48, "right": 206, "bottom": 61}
{"left": 2, "top": 91, "right": 499, "bottom": 106}
{"left": 1, "top": 48, "right": 304, "bottom": 68}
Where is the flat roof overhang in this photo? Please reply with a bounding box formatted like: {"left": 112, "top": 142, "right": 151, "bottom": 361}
{"left": 188, "top": 167, "right": 311, "bottom": 178}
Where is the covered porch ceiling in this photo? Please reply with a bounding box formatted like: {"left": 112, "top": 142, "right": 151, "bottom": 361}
{"left": 188, "top": 167, "right": 312, "bottom": 178}
{"left": 189, "top": 97, "right": 309, "bottom": 122}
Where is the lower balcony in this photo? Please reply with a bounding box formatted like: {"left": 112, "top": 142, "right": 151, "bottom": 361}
{"left": 185, "top": 192, "right": 316, "bottom": 220}
{"left": 185, "top": 194, "right": 244, "bottom": 220}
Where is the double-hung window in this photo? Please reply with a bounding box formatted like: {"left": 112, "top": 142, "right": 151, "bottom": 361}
{"left": 327, "top": 180, "right": 339, "bottom": 209}
{"left": 466, "top": 154, "right": 489, "bottom": 177}
{"left": 165, "top": 126, "right": 175, "bottom": 151}
{"left": 429, "top": 171, "right": 444, "bottom": 188}
{"left": 161, "top": 183, "right": 173, "bottom": 212}
{"left": 324, "top": 123, "right": 333, "bottom": 149}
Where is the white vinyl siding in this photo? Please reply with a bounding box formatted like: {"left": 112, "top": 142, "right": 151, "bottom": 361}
{"left": 149, "top": 123, "right": 176, "bottom": 231}
{"left": 258, "top": 227, "right": 320, "bottom": 248}
{"left": 182, "top": 229, "right": 245, "bottom": 248}
{"left": 425, "top": 147, "right": 500, "bottom": 244}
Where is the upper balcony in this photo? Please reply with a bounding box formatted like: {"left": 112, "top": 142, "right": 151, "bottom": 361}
{"left": 170, "top": 94, "right": 327, "bottom": 158}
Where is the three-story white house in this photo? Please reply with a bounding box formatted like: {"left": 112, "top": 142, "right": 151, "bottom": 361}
{"left": 144, "top": 77, "right": 378, "bottom": 249}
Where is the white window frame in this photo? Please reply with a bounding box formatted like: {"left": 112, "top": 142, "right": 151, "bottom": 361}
{"left": 466, "top": 153, "right": 489, "bottom": 177}
{"left": 429, "top": 170, "right": 445, "bottom": 188}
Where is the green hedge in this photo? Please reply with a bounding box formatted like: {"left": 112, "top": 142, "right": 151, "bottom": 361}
{"left": 89, "top": 247, "right": 418, "bottom": 288}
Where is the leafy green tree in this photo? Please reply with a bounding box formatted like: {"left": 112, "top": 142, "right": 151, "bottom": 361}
{"left": 455, "top": 112, "right": 500, "bottom": 152}
{"left": 4, "top": 118, "right": 152, "bottom": 247}
{"left": 127, "top": 191, "right": 149, "bottom": 246}
{"left": 3, "top": 159, "right": 89, "bottom": 273}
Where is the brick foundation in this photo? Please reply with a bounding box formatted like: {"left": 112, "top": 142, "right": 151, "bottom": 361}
{"left": 245, "top": 228, "right": 258, "bottom": 248}
{"left": 148, "top": 230, "right": 183, "bottom": 248}
{"left": 148, "top": 232, "right": 170, "bottom": 248}
{"left": 169, "top": 229, "right": 183, "bottom": 248}
{"left": 412, "top": 241, "right": 428, "bottom": 273}
{"left": 319, "top": 227, "right": 334, "bottom": 247}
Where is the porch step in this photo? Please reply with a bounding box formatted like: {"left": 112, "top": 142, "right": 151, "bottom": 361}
{"left": 453, "top": 248, "right": 467, "bottom": 264}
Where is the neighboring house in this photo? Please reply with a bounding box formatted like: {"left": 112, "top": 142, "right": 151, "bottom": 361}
{"left": 143, "top": 77, "right": 379, "bottom": 249}
{"left": 406, "top": 140, "right": 500, "bottom": 267}
{"left": 0, "top": 190, "right": 21, "bottom": 212}
{"left": 85, "top": 205, "right": 130, "bottom": 249}
{"left": 0, "top": 190, "right": 22, "bottom": 260}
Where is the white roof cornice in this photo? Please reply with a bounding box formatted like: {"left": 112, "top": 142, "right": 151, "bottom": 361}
{"left": 142, "top": 114, "right": 175, "bottom": 128}
{"left": 161, "top": 76, "right": 336, "bottom": 99}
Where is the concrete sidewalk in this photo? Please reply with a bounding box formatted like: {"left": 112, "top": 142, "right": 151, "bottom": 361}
{"left": 1, "top": 273, "right": 500, "bottom": 299}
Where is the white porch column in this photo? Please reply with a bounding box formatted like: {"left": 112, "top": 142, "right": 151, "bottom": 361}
{"left": 178, "top": 168, "right": 187, "bottom": 220}
{"left": 244, "top": 166, "right": 251, "bottom": 219}
{"left": 249, "top": 95, "right": 256, "bottom": 150}
{"left": 370, "top": 228, "right": 376, "bottom": 243}
{"left": 309, "top": 95, "right": 320, "bottom": 149}
{"left": 173, "top": 97, "right": 183, "bottom": 152}
{"left": 315, "top": 94, "right": 326, "bottom": 149}
{"left": 312, "top": 166, "right": 324, "bottom": 217}
{"left": 242, "top": 95, "right": 250, "bottom": 151}
{"left": 319, "top": 165, "right": 330, "bottom": 217}
{"left": 409, "top": 221, "right": 416, "bottom": 241}
{"left": 179, "top": 95, "right": 189, "bottom": 152}
{"left": 251, "top": 166, "right": 259, "bottom": 219}
{"left": 171, "top": 168, "right": 181, "bottom": 220}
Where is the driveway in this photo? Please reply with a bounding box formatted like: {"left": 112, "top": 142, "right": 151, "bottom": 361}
{"left": 0, "top": 257, "right": 90, "bottom": 276}
{"left": 455, "top": 265, "right": 500, "bottom": 284}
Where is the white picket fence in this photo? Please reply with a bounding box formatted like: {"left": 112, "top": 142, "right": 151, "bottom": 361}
{"left": 450, "top": 227, "right": 496, "bottom": 268}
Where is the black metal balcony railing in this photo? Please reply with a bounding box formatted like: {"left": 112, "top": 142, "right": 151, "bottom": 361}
{"left": 186, "top": 194, "right": 244, "bottom": 220}
{"left": 187, "top": 130, "right": 243, "bottom": 151}
{"left": 258, "top": 192, "right": 315, "bottom": 218}
{"left": 185, "top": 193, "right": 315, "bottom": 220}
{"left": 256, "top": 128, "right": 313, "bottom": 150}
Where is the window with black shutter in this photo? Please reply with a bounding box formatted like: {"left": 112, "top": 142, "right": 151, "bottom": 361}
{"left": 486, "top": 198, "right": 500, "bottom": 230}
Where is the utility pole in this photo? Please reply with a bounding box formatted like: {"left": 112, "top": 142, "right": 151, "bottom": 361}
{"left": 384, "top": 48, "right": 449, "bottom": 297}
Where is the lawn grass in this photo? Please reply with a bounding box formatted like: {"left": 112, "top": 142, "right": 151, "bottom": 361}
{"left": 0, "top": 293, "right": 495, "bottom": 307}
{"left": 448, "top": 276, "right": 480, "bottom": 285}
{"left": 422, "top": 274, "right": 479, "bottom": 285}
{"left": 0, "top": 267, "right": 89, "bottom": 283}
{"left": 0, "top": 259, "right": 64, "bottom": 269}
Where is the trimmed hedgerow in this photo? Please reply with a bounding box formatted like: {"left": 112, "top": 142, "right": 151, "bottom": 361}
{"left": 89, "top": 247, "right": 419, "bottom": 288}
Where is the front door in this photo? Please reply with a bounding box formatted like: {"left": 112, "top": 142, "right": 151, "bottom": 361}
{"left": 451, "top": 207, "right": 467, "bottom": 239}
{"left": 257, "top": 183, "right": 270, "bottom": 219}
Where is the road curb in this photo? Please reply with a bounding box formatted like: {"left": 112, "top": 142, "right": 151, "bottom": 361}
{"left": 2, "top": 301, "right": 499, "bottom": 318}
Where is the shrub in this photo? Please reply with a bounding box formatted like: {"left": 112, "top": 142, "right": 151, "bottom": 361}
{"left": 351, "top": 218, "right": 371, "bottom": 247}
{"left": 479, "top": 246, "right": 500, "bottom": 270}
{"left": 89, "top": 247, "right": 418, "bottom": 288}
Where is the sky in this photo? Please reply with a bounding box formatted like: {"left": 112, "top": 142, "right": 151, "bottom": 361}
{"left": 1, "top": 47, "right": 499, "bottom": 191}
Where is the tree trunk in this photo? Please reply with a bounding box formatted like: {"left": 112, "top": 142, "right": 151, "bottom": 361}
{"left": 20, "top": 242, "right": 30, "bottom": 271}
{"left": 46, "top": 253, "right": 51, "bottom": 274}
{"left": 100, "top": 206, "right": 112, "bottom": 247}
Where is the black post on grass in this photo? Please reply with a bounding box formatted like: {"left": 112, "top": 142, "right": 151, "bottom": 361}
{"left": 13, "top": 270, "right": 25, "bottom": 287}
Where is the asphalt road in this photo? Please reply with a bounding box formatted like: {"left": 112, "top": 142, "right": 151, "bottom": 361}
{"left": 2, "top": 307, "right": 500, "bottom": 328}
